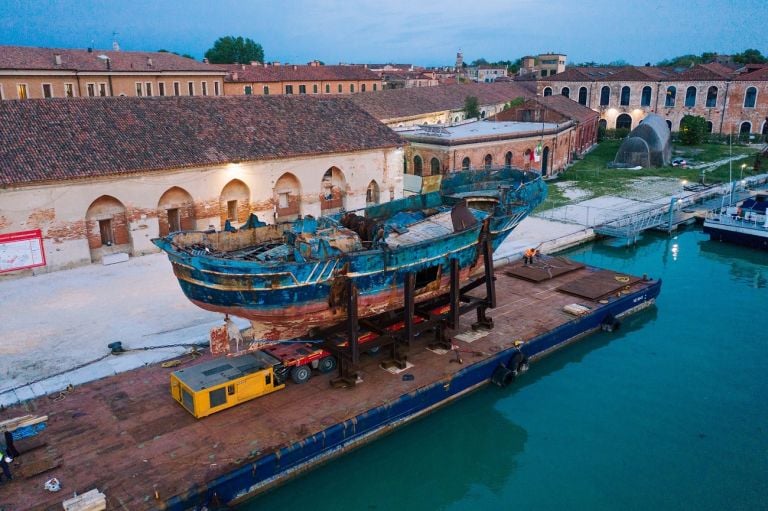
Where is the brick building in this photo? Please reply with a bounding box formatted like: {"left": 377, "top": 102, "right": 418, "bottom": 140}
{"left": 401, "top": 120, "right": 575, "bottom": 179}
{"left": 0, "top": 96, "right": 403, "bottom": 275}
{"left": 399, "top": 94, "right": 598, "bottom": 180}
{"left": 221, "top": 62, "right": 382, "bottom": 96}
{"left": 348, "top": 82, "right": 534, "bottom": 127}
{"left": 538, "top": 63, "right": 768, "bottom": 137}
{"left": 0, "top": 45, "right": 226, "bottom": 99}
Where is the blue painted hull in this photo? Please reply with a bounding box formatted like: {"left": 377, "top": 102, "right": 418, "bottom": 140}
{"left": 154, "top": 169, "right": 547, "bottom": 339}
{"left": 703, "top": 222, "right": 768, "bottom": 251}
{"left": 162, "top": 278, "right": 661, "bottom": 510}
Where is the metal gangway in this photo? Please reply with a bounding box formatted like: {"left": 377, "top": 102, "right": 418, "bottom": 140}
{"left": 593, "top": 203, "right": 671, "bottom": 245}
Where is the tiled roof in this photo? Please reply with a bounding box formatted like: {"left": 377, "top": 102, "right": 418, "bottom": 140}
{"left": 537, "top": 95, "right": 599, "bottom": 123}
{"left": 605, "top": 66, "right": 663, "bottom": 82}
{"left": 347, "top": 82, "right": 533, "bottom": 121}
{"left": 733, "top": 66, "right": 768, "bottom": 81}
{"left": 0, "top": 96, "right": 403, "bottom": 187}
{"left": 0, "top": 45, "right": 221, "bottom": 73}
{"left": 222, "top": 64, "right": 380, "bottom": 83}
{"left": 673, "top": 63, "right": 734, "bottom": 81}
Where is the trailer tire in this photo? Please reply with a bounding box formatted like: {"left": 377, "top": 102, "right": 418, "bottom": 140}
{"left": 600, "top": 314, "right": 621, "bottom": 332}
{"left": 491, "top": 365, "right": 514, "bottom": 388}
{"left": 318, "top": 356, "right": 337, "bottom": 374}
{"left": 290, "top": 365, "right": 312, "bottom": 384}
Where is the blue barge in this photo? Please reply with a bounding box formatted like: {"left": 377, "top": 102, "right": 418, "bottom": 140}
{"left": 0, "top": 257, "right": 660, "bottom": 510}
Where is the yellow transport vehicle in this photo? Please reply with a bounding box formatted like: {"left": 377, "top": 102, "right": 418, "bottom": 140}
{"left": 170, "top": 351, "right": 285, "bottom": 419}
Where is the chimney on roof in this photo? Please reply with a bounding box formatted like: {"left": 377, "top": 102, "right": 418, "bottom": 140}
{"left": 147, "top": 57, "right": 153, "bottom": 68}
{"left": 202, "top": 57, "right": 209, "bottom": 64}
{"left": 293, "top": 65, "right": 297, "bottom": 70}
{"left": 232, "top": 72, "right": 238, "bottom": 81}
{"left": 54, "top": 54, "right": 62, "bottom": 66}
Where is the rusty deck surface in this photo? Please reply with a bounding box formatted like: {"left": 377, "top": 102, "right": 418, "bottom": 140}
{"left": 0, "top": 258, "right": 655, "bottom": 510}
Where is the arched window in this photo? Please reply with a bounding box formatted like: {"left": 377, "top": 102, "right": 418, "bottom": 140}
{"left": 706, "top": 121, "right": 713, "bottom": 133}
{"left": 620, "top": 86, "right": 630, "bottom": 106}
{"left": 706, "top": 86, "right": 718, "bottom": 108}
{"left": 461, "top": 157, "right": 471, "bottom": 170}
{"left": 480, "top": 110, "right": 486, "bottom": 118}
{"left": 484, "top": 154, "right": 493, "bottom": 169}
{"left": 361, "top": 84, "right": 366, "bottom": 92}
{"left": 274, "top": 173, "right": 301, "bottom": 222}
{"left": 561, "top": 87, "right": 570, "bottom": 98}
{"left": 430, "top": 157, "right": 441, "bottom": 176}
{"left": 616, "top": 113, "right": 632, "bottom": 130}
{"left": 320, "top": 167, "right": 347, "bottom": 214}
{"left": 325, "top": 84, "right": 330, "bottom": 93}
{"left": 366, "top": 180, "right": 380, "bottom": 205}
{"left": 685, "top": 86, "right": 697, "bottom": 107}
{"left": 665, "top": 86, "right": 676, "bottom": 107}
{"left": 600, "top": 86, "right": 610, "bottom": 106}
{"left": 641, "top": 86, "right": 652, "bottom": 107}
{"left": 504, "top": 151, "right": 513, "bottom": 168}
{"left": 413, "top": 155, "right": 423, "bottom": 176}
{"left": 350, "top": 84, "right": 355, "bottom": 93}
{"left": 666, "top": 119, "right": 672, "bottom": 130}
{"left": 543, "top": 87, "right": 552, "bottom": 96}
{"left": 740, "top": 121, "right": 751, "bottom": 135}
{"left": 578, "top": 87, "right": 587, "bottom": 105}
{"left": 744, "top": 86, "right": 757, "bottom": 108}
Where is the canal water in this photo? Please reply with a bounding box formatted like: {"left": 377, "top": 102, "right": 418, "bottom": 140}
{"left": 241, "top": 227, "right": 768, "bottom": 511}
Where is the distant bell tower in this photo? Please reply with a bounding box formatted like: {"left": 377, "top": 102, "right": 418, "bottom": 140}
{"left": 455, "top": 50, "right": 463, "bottom": 71}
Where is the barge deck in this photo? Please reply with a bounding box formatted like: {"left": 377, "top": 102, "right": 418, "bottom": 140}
{"left": 0, "top": 257, "right": 660, "bottom": 510}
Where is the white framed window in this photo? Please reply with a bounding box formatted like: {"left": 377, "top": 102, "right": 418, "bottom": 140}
{"left": 201, "top": 81, "right": 208, "bottom": 96}
{"left": 214, "top": 81, "right": 220, "bottom": 96}
{"left": 135, "top": 82, "right": 143, "bottom": 97}
{"left": 86, "top": 83, "right": 96, "bottom": 97}
{"left": 158, "top": 82, "right": 166, "bottom": 96}
{"left": 64, "top": 83, "right": 75, "bottom": 97}
{"left": 187, "top": 81, "right": 194, "bottom": 96}
{"left": 17, "top": 83, "right": 28, "bottom": 99}
{"left": 41, "top": 83, "right": 53, "bottom": 98}
{"left": 145, "top": 82, "right": 153, "bottom": 96}
{"left": 99, "top": 83, "right": 108, "bottom": 97}
{"left": 173, "top": 82, "right": 180, "bottom": 96}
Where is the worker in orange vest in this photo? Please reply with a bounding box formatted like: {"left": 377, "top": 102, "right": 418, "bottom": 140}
{"left": 523, "top": 248, "right": 537, "bottom": 265}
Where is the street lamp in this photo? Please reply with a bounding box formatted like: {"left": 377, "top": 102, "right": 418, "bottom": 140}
{"left": 741, "top": 163, "right": 747, "bottom": 181}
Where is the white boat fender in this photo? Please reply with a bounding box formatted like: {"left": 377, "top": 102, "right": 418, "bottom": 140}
{"left": 44, "top": 477, "right": 61, "bottom": 492}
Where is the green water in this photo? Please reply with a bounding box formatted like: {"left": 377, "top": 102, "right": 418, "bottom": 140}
{"left": 240, "top": 228, "right": 768, "bottom": 511}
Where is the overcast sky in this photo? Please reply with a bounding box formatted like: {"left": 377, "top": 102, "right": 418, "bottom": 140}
{"left": 1, "top": 0, "right": 766, "bottom": 66}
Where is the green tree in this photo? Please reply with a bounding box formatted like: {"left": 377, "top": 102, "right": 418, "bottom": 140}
{"left": 733, "top": 48, "right": 767, "bottom": 64}
{"left": 463, "top": 96, "right": 480, "bottom": 119}
{"left": 679, "top": 115, "right": 707, "bottom": 145}
{"left": 470, "top": 58, "right": 489, "bottom": 67}
{"left": 204, "top": 36, "right": 264, "bottom": 64}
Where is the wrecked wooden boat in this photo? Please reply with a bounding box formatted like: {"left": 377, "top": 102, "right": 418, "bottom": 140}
{"left": 153, "top": 168, "right": 547, "bottom": 340}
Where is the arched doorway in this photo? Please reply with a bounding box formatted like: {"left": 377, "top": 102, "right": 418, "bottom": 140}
{"left": 484, "top": 154, "right": 493, "bottom": 169}
{"left": 598, "top": 119, "right": 607, "bottom": 131}
{"left": 430, "top": 157, "right": 441, "bottom": 176}
{"left": 616, "top": 113, "right": 632, "bottom": 130}
{"left": 504, "top": 151, "right": 513, "bottom": 168}
{"left": 320, "top": 167, "right": 347, "bottom": 215}
{"left": 706, "top": 121, "right": 713, "bottom": 133}
{"left": 274, "top": 173, "right": 301, "bottom": 222}
{"left": 220, "top": 179, "right": 250, "bottom": 226}
{"left": 461, "top": 157, "right": 471, "bottom": 170}
{"left": 413, "top": 155, "right": 423, "bottom": 176}
{"left": 85, "top": 195, "right": 131, "bottom": 263}
{"left": 541, "top": 147, "right": 550, "bottom": 176}
{"left": 762, "top": 121, "right": 768, "bottom": 139}
{"left": 739, "top": 122, "right": 751, "bottom": 141}
{"left": 666, "top": 119, "right": 672, "bottom": 130}
{"left": 524, "top": 149, "right": 533, "bottom": 169}
{"left": 561, "top": 87, "right": 570, "bottom": 98}
{"left": 157, "top": 186, "right": 195, "bottom": 236}
{"left": 366, "top": 180, "right": 380, "bottom": 205}
{"left": 543, "top": 87, "right": 552, "bottom": 96}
